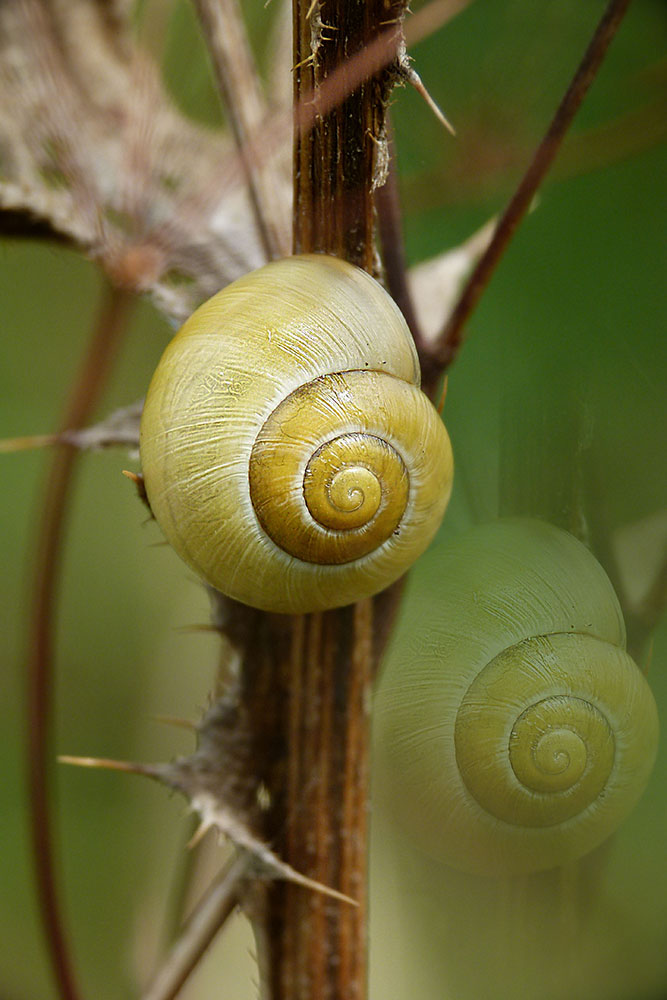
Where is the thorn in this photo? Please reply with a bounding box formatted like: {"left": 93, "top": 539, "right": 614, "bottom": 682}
{"left": 0, "top": 432, "right": 60, "bottom": 453}
{"left": 292, "top": 53, "right": 316, "bottom": 72}
{"left": 122, "top": 468, "right": 149, "bottom": 507}
{"left": 187, "top": 820, "right": 214, "bottom": 850}
{"left": 406, "top": 67, "right": 456, "bottom": 136}
{"left": 437, "top": 374, "right": 449, "bottom": 414}
{"left": 174, "top": 622, "right": 222, "bottom": 635}
{"left": 274, "top": 863, "right": 359, "bottom": 907}
{"left": 256, "top": 781, "right": 272, "bottom": 812}
{"left": 239, "top": 836, "right": 358, "bottom": 905}
{"left": 189, "top": 797, "right": 360, "bottom": 906}
{"left": 151, "top": 714, "right": 198, "bottom": 732}
{"left": 58, "top": 754, "right": 161, "bottom": 779}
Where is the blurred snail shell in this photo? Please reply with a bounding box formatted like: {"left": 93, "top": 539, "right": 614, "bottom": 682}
{"left": 139, "top": 254, "right": 453, "bottom": 613}
{"left": 374, "top": 519, "right": 659, "bottom": 876}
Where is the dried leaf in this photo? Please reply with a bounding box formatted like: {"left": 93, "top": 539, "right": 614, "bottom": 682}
{"left": 0, "top": 0, "right": 289, "bottom": 320}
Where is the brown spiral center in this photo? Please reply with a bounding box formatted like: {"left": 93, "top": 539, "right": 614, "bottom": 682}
{"left": 248, "top": 373, "right": 411, "bottom": 565}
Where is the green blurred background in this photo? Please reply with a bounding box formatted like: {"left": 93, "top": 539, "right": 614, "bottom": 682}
{"left": 1, "top": 1, "right": 665, "bottom": 997}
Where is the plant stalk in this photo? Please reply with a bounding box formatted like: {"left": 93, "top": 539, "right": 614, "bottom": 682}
{"left": 243, "top": 3, "right": 408, "bottom": 996}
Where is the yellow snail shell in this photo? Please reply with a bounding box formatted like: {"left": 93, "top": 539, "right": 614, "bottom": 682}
{"left": 374, "top": 519, "right": 659, "bottom": 876}
{"left": 139, "top": 254, "right": 453, "bottom": 613}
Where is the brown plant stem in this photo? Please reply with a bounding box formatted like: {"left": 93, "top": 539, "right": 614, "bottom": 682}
{"left": 26, "top": 281, "right": 133, "bottom": 1000}
{"left": 292, "top": 0, "right": 406, "bottom": 267}
{"left": 427, "top": 0, "right": 634, "bottom": 379}
{"left": 235, "top": 4, "right": 409, "bottom": 998}
{"left": 289, "top": 0, "right": 472, "bottom": 164}
{"left": 240, "top": 601, "right": 374, "bottom": 1000}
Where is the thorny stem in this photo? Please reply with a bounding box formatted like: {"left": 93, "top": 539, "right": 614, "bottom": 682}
{"left": 427, "top": 0, "right": 634, "bottom": 381}
{"left": 228, "top": 6, "right": 409, "bottom": 998}
{"left": 26, "top": 282, "right": 133, "bottom": 1000}
{"left": 184, "top": 0, "right": 470, "bottom": 249}
{"left": 290, "top": 0, "right": 471, "bottom": 264}
{"left": 291, "top": 0, "right": 471, "bottom": 148}
{"left": 240, "top": 601, "right": 375, "bottom": 1000}
{"left": 292, "top": 0, "right": 407, "bottom": 267}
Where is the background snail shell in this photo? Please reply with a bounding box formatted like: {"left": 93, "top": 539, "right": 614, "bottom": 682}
{"left": 139, "top": 254, "right": 453, "bottom": 613}
{"left": 374, "top": 519, "right": 659, "bottom": 876}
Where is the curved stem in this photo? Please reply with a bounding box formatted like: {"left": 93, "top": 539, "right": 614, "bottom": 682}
{"left": 428, "top": 0, "right": 633, "bottom": 375}
{"left": 26, "top": 281, "right": 133, "bottom": 1000}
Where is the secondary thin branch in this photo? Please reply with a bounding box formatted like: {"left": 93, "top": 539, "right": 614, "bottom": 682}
{"left": 26, "top": 282, "right": 133, "bottom": 1000}
{"left": 193, "top": 0, "right": 291, "bottom": 261}
{"left": 427, "top": 0, "right": 633, "bottom": 379}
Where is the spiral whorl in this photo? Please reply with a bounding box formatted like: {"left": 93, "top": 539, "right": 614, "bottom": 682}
{"left": 248, "top": 369, "right": 444, "bottom": 566}
{"left": 139, "top": 255, "right": 453, "bottom": 613}
{"left": 374, "top": 519, "right": 659, "bottom": 875}
{"left": 303, "top": 433, "right": 401, "bottom": 535}
{"left": 456, "top": 633, "right": 632, "bottom": 829}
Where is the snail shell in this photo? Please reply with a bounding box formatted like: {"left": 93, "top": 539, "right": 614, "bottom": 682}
{"left": 374, "top": 519, "right": 659, "bottom": 876}
{"left": 139, "top": 254, "right": 453, "bottom": 613}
